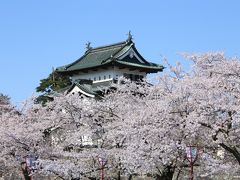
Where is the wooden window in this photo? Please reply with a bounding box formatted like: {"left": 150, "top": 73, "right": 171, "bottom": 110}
{"left": 99, "top": 76, "right": 101, "bottom": 80}
{"left": 94, "top": 77, "right": 96, "bottom": 81}
{"left": 104, "top": 75, "right": 106, "bottom": 80}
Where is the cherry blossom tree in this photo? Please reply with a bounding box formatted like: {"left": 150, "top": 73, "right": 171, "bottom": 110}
{"left": 99, "top": 53, "right": 240, "bottom": 178}
{"left": 0, "top": 94, "right": 25, "bottom": 178}
{"left": 145, "top": 52, "right": 240, "bottom": 178}
{"left": 180, "top": 52, "right": 240, "bottom": 176}
{"left": 1, "top": 52, "right": 240, "bottom": 179}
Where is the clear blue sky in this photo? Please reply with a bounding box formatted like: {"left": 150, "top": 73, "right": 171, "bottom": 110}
{"left": 1, "top": 0, "right": 240, "bottom": 106}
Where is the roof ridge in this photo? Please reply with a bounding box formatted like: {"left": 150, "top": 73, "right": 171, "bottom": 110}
{"left": 64, "top": 52, "right": 89, "bottom": 69}
{"left": 89, "top": 41, "right": 127, "bottom": 53}
{"left": 56, "top": 40, "right": 133, "bottom": 71}
{"left": 100, "top": 41, "right": 133, "bottom": 64}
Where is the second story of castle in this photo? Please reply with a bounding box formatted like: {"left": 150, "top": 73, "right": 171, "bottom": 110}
{"left": 56, "top": 34, "right": 164, "bottom": 85}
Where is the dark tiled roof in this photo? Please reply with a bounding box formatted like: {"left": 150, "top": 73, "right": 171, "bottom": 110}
{"left": 48, "top": 80, "right": 113, "bottom": 98}
{"left": 67, "top": 82, "right": 97, "bottom": 96}
{"left": 92, "top": 80, "right": 113, "bottom": 91}
{"left": 56, "top": 40, "right": 164, "bottom": 73}
{"left": 56, "top": 41, "right": 127, "bottom": 72}
{"left": 115, "top": 61, "right": 163, "bottom": 71}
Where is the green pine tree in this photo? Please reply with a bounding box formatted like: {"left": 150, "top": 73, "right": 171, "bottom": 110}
{"left": 36, "top": 70, "right": 71, "bottom": 104}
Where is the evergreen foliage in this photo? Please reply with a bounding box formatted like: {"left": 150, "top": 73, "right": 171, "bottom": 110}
{"left": 0, "top": 93, "right": 13, "bottom": 114}
{"left": 0, "top": 93, "right": 10, "bottom": 105}
{"left": 36, "top": 71, "right": 71, "bottom": 104}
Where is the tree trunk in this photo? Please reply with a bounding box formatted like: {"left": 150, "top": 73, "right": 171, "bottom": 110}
{"left": 21, "top": 162, "right": 31, "bottom": 180}
{"left": 155, "top": 172, "right": 174, "bottom": 180}
{"left": 22, "top": 169, "right": 31, "bottom": 180}
{"left": 128, "top": 174, "right": 132, "bottom": 180}
{"left": 155, "top": 166, "right": 175, "bottom": 180}
{"left": 219, "top": 143, "right": 240, "bottom": 165}
{"left": 117, "top": 170, "right": 121, "bottom": 180}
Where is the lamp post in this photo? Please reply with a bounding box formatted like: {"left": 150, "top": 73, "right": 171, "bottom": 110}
{"left": 98, "top": 156, "right": 107, "bottom": 180}
{"left": 186, "top": 146, "right": 199, "bottom": 180}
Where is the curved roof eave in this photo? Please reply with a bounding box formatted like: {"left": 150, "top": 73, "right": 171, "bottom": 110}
{"left": 115, "top": 61, "right": 164, "bottom": 70}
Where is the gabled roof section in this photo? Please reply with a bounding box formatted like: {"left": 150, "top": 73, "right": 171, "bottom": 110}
{"left": 92, "top": 80, "right": 113, "bottom": 92}
{"left": 56, "top": 41, "right": 128, "bottom": 72}
{"left": 67, "top": 82, "right": 97, "bottom": 98}
{"left": 56, "top": 39, "right": 164, "bottom": 73}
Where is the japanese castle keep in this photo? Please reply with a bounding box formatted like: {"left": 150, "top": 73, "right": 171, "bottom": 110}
{"left": 56, "top": 33, "right": 164, "bottom": 97}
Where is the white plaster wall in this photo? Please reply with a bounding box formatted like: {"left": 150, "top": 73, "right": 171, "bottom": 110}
{"left": 72, "top": 69, "right": 114, "bottom": 82}
{"left": 113, "top": 67, "right": 146, "bottom": 79}
{"left": 71, "top": 67, "right": 147, "bottom": 83}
